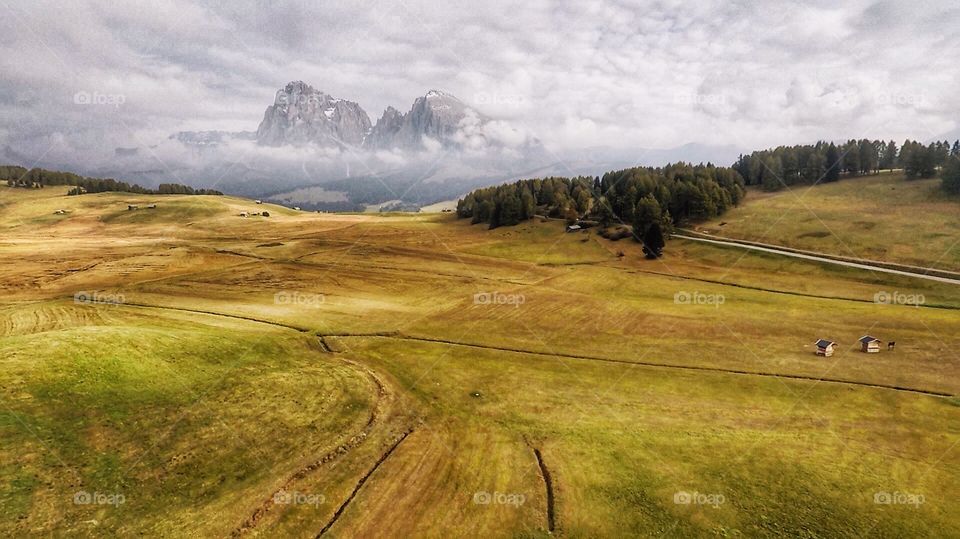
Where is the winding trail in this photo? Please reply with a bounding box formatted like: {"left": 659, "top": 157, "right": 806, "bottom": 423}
{"left": 675, "top": 233, "right": 960, "bottom": 286}
{"left": 232, "top": 353, "right": 391, "bottom": 537}
{"left": 122, "top": 299, "right": 406, "bottom": 537}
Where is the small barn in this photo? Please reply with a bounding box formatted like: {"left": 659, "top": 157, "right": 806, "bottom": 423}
{"left": 127, "top": 204, "right": 139, "bottom": 211}
{"left": 146, "top": 204, "right": 157, "bottom": 209}
{"left": 859, "top": 335, "right": 881, "bottom": 353}
{"left": 566, "top": 224, "right": 582, "bottom": 233}
{"left": 814, "top": 339, "right": 836, "bottom": 357}
{"left": 255, "top": 200, "right": 263, "bottom": 204}
{"left": 239, "top": 211, "right": 248, "bottom": 217}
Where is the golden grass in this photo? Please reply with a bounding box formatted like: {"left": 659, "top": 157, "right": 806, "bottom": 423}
{"left": 0, "top": 186, "right": 958, "bottom": 536}
{"left": 696, "top": 172, "right": 960, "bottom": 271}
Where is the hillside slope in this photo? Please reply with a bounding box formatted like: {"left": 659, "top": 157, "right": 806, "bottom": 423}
{"left": 1, "top": 185, "right": 958, "bottom": 537}
{"left": 694, "top": 172, "right": 960, "bottom": 271}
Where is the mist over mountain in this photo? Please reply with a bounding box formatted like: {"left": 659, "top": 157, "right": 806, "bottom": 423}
{"left": 3, "top": 80, "right": 746, "bottom": 211}
{"left": 164, "top": 82, "right": 744, "bottom": 209}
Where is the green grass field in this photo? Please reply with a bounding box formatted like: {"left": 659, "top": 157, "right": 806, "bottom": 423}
{"left": 1, "top": 181, "right": 958, "bottom": 537}
{"left": 695, "top": 172, "right": 960, "bottom": 272}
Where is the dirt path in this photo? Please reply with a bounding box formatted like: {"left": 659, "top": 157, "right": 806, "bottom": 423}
{"left": 232, "top": 353, "right": 392, "bottom": 537}
{"left": 675, "top": 233, "right": 960, "bottom": 285}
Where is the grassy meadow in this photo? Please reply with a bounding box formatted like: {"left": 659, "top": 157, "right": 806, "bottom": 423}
{"left": 1, "top": 181, "right": 958, "bottom": 537}
{"left": 695, "top": 172, "right": 960, "bottom": 272}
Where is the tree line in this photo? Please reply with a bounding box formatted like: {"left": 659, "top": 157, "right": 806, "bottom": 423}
{"left": 456, "top": 162, "right": 746, "bottom": 256}
{"left": 1, "top": 165, "right": 223, "bottom": 196}
{"left": 944, "top": 154, "right": 960, "bottom": 195}
{"left": 734, "top": 139, "right": 960, "bottom": 191}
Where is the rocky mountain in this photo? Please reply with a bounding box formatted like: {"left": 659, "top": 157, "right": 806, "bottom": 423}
{"left": 254, "top": 83, "right": 489, "bottom": 151}
{"left": 256, "top": 81, "right": 372, "bottom": 147}
{"left": 149, "top": 81, "right": 745, "bottom": 211}
{"left": 365, "top": 90, "right": 479, "bottom": 150}
{"left": 364, "top": 106, "right": 404, "bottom": 149}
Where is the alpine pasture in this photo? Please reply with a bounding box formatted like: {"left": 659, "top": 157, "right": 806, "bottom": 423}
{"left": 1, "top": 183, "right": 958, "bottom": 537}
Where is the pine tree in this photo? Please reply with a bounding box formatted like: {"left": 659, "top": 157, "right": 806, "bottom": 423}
{"left": 633, "top": 194, "right": 662, "bottom": 239}
{"left": 825, "top": 144, "right": 841, "bottom": 182}
{"left": 943, "top": 156, "right": 960, "bottom": 194}
{"left": 642, "top": 222, "right": 665, "bottom": 259}
{"left": 880, "top": 140, "right": 898, "bottom": 170}
{"left": 519, "top": 186, "right": 535, "bottom": 220}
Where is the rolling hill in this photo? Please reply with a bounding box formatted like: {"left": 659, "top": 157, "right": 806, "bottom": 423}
{"left": 1, "top": 184, "right": 958, "bottom": 537}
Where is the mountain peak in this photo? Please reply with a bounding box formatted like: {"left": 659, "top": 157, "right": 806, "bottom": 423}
{"left": 258, "top": 82, "right": 371, "bottom": 147}
{"left": 281, "top": 80, "right": 316, "bottom": 94}
{"left": 255, "top": 82, "right": 488, "bottom": 151}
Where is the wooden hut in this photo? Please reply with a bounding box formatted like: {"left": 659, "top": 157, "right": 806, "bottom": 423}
{"left": 859, "top": 335, "right": 881, "bottom": 353}
{"left": 814, "top": 339, "right": 836, "bottom": 357}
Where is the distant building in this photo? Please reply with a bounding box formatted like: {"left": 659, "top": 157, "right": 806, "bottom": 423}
{"left": 255, "top": 200, "right": 263, "bottom": 204}
{"left": 146, "top": 204, "right": 157, "bottom": 209}
{"left": 566, "top": 224, "right": 582, "bottom": 233}
{"left": 293, "top": 206, "right": 301, "bottom": 211}
{"left": 127, "top": 204, "right": 138, "bottom": 210}
{"left": 239, "top": 211, "right": 248, "bottom": 217}
{"left": 859, "top": 335, "right": 882, "bottom": 353}
{"left": 814, "top": 339, "right": 836, "bottom": 357}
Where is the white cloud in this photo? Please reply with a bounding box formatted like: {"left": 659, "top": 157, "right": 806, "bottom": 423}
{"left": 1, "top": 0, "right": 958, "bottom": 175}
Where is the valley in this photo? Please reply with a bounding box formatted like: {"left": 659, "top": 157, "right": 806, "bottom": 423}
{"left": 1, "top": 179, "right": 958, "bottom": 537}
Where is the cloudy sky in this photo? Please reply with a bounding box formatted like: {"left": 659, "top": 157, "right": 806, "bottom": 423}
{"left": 2, "top": 0, "right": 959, "bottom": 171}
